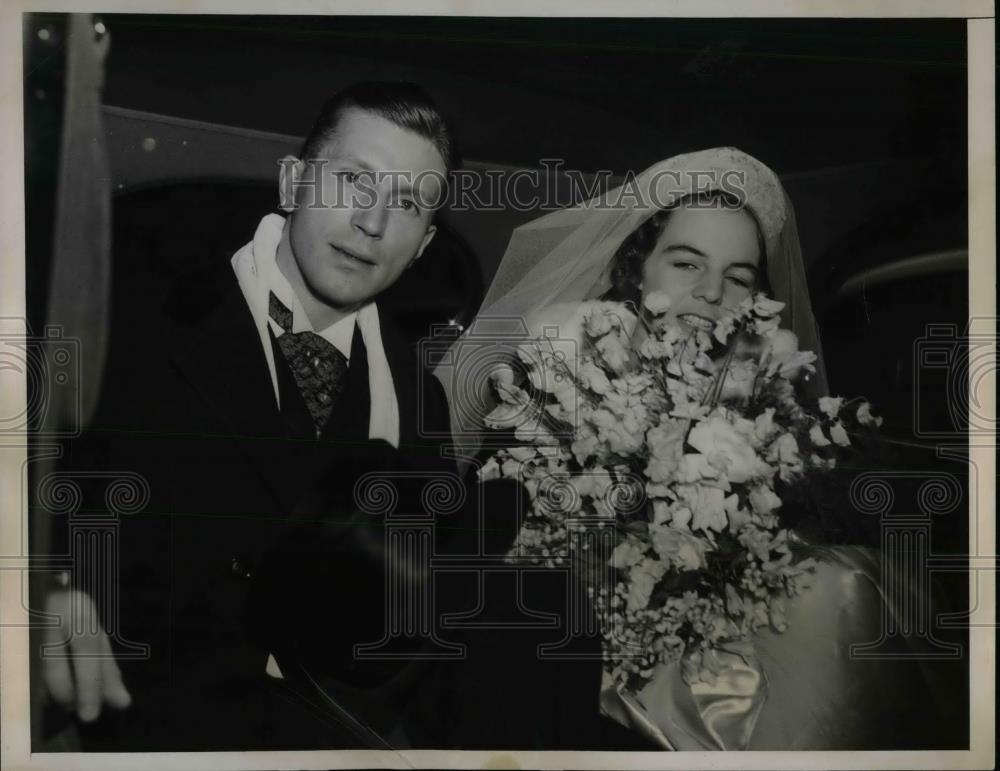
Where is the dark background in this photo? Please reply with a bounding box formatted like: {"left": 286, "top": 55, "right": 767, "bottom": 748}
{"left": 97, "top": 15, "right": 967, "bottom": 174}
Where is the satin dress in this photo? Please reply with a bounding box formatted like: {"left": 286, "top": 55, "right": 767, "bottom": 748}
{"left": 599, "top": 547, "right": 962, "bottom": 750}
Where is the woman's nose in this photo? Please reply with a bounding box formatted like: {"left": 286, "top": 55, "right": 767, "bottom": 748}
{"left": 693, "top": 272, "right": 724, "bottom": 304}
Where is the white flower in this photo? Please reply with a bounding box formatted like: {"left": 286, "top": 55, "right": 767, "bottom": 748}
{"left": 584, "top": 308, "right": 614, "bottom": 337}
{"left": 595, "top": 333, "right": 631, "bottom": 373}
{"left": 748, "top": 485, "right": 782, "bottom": 516}
{"left": 571, "top": 428, "right": 600, "bottom": 464}
{"left": 643, "top": 290, "right": 672, "bottom": 315}
{"left": 829, "top": 421, "right": 851, "bottom": 447}
{"left": 809, "top": 423, "right": 831, "bottom": 447}
{"left": 818, "top": 396, "right": 844, "bottom": 419}
{"left": 645, "top": 420, "right": 687, "bottom": 483}
{"left": 740, "top": 529, "right": 773, "bottom": 563}
{"left": 500, "top": 456, "right": 522, "bottom": 479}
{"left": 819, "top": 396, "right": 844, "bottom": 418}
{"left": 639, "top": 336, "right": 672, "bottom": 360}
{"left": 508, "top": 446, "right": 536, "bottom": 462}
{"left": 650, "top": 524, "right": 707, "bottom": 571}
{"left": 571, "top": 470, "right": 614, "bottom": 501}
{"left": 688, "top": 415, "right": 767, "bottom": 484}
{"left": 671, "top": 401, "right": 711, "bottom": 421}
{"left": 671, "top": 506, "right": 693, "bottom": 530}
{"left": 680, "top": 484, "right": 727, "bottom": 533}
{"left": 768, "top": 431, "right": 803, "bottom": 482}
{"left": 591, "top": 406, "right": 643, "bottom": 456}
{"left": 753, "top": 315, "right": 781, "bottom": 336}
{"left": 713, "top": 312, "right": 738, "bottom": 344}
{"left": 578, "top": 360, "right": 613, "bottom": 394}
{"left": 677, "top": 453, "right": 719, "bottom": 484}
{"left": 645, "top": 481, "right": 671, "bottom": 498}
{"left": 753, "top": 408, "right": 777, "bottom": 444}
{"left": 611, "top": 536, "right": 646, "bottom": 569}
{"left": 479, "top": 455, "right": 501, "bottom": 481}
{"left": 810, "top": 453, "right": 837, "bottom": 471}
{"left": 767, "top": 349, "right": 817, "bottom": 381}
{"left": 645, "top": 458, "right": 676, "bottom": 485}
{"left": 515, "top": 419, "right": 554, "bottom": 445}
{"left": 627, "top": 558, "right": 668, "bottom": 612}
{"left": 753, "top": 295, "right": 785, "bottom": 318}
{"left": 856, "top": 401, "right": 883, "bottom": 427}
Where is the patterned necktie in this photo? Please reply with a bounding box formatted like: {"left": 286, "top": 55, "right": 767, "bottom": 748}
{"left": 268, "top": 292, "right": 350, "bottom": 436}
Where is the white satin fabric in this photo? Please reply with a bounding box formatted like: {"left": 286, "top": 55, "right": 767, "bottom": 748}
{"left": 600, "top": 547, "right": 919, "bottom": 750}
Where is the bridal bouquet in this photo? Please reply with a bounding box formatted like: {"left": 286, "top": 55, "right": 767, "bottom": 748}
{"left": 479, "top": 293, "right": 883, "bottom": 691}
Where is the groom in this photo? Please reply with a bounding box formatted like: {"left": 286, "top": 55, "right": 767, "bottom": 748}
{"left": 47, "top": 81, "right": 460, "bottom": 750}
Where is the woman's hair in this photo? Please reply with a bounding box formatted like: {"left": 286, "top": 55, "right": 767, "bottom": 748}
{"left": 602, "top": 189, "right": 769, "bottom": 305}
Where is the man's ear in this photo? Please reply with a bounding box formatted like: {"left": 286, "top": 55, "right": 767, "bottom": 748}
{"left": 278, "top": 155, "right": 303, "bottom": 212}
{"left": 409, "top": 223, "right": 437, "bottom": 267}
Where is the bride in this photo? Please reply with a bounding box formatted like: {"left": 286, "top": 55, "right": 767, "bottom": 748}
{"left": 435, "top": 148, "right": 952, "bottom": 750}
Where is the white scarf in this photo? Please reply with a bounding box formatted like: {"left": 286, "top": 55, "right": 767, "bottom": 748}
{"left": 230, "top": 213, "right": 400, "bottom": 448}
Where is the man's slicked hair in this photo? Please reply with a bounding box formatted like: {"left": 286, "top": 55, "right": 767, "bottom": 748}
{"left": 299, "top": 81, "right": 460, "bottom": 174}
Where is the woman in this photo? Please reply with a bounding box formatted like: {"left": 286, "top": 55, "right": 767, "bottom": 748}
{"left": 436, "top": 148, "right": 951, "bottom": 750}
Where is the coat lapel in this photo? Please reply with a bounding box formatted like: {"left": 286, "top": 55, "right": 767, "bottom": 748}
{"left": 168, "top": 276, "right": 301, "bottom": 514}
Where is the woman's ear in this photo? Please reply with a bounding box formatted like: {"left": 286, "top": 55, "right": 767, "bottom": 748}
{"left": 278, "top": 155, "right": 303, "bottom": 212}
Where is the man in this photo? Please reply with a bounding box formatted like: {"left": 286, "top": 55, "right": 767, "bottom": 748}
{"left": 42, "top": 81, "right": 460, "bottom": 750}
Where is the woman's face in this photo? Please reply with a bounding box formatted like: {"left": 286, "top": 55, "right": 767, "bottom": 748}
{"left": 640, "top": 201, "right": 762, "bottom": 333}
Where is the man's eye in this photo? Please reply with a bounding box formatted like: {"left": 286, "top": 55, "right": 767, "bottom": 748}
{"left": 342, "top": 171, "right": 357, "bottom": 184}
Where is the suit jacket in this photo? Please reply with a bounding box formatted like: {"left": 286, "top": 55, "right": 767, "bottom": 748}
{"left": 55, "top": 258, "right": 456, "bottom": 750}
{"left": 51, "top": 258, "right": 654, "bottom": 752}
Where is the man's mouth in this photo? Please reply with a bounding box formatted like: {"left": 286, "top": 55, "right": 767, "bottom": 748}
{"left": 330, "top": 244, "right": 376, "bottom": 266}
{"left": 677, "top": 313, "right": 716, "bottom": 332}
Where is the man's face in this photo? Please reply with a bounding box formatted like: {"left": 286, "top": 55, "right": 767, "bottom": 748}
{"left": 280, "top": 107, "right": 447, "bottom": 312}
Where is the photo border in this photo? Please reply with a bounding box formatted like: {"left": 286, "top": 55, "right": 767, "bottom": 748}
{"left": 1, "top": 2, "right": 994, "bottom": 769}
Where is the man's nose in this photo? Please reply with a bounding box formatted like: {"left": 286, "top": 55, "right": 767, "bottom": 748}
{"left": 693, "top": 272, "right": 724, "bottom": 304}
{"left": 350, "top": 193, "right": 389, "bottom": 239}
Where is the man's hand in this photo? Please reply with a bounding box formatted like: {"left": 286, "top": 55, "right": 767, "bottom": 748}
{"left": 41, "top": 588, "right": 132, "bottom": 722}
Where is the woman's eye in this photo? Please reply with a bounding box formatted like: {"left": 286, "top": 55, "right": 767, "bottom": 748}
{"left": 726, "top": 275, "right": 752, "bottom": 289}
{"left": 399, "top": 199, "right": 416, "bottom": 212}
{"left": 671, "top": 261, "right": 697, "bottom": 271}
